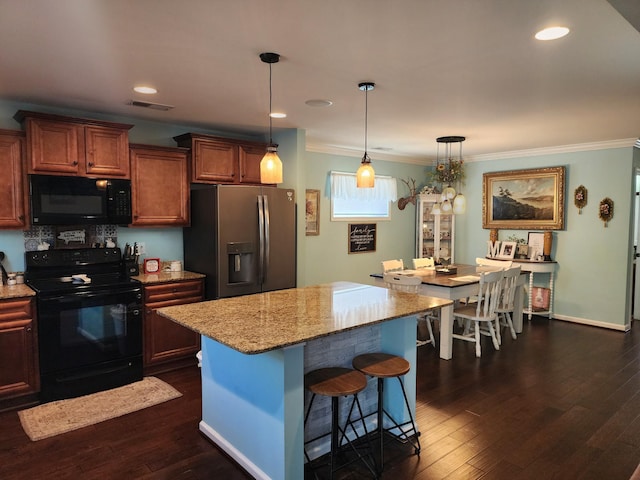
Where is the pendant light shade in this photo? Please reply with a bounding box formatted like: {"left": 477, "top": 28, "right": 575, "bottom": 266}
{"left": 259, "top": 52, "right": 283, "bottom": 184}
{"left": 356, "top": 82, "right": 375, "bottom": 188}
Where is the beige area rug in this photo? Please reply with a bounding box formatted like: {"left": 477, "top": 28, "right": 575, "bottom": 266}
{"left": 18, "top": 376, "right": 182, "bottom": 441}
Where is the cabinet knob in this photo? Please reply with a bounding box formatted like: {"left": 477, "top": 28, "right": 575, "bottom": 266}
{"left": 18, "top": 214, "right": 24, "bottom": 221}
{"left": 26, "top": 326, "right": 32, "bottom": 332}
{"left": 72, "top": 161, "right": 78, "bottom": 166}
{"left": 88, "top": 162, "right": 94, "bottom": 167}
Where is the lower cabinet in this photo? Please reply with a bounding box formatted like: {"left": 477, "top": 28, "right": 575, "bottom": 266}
{"left": 0, "top": 297, "right": 39, "bottom": 411}
{"left": 143, "top": 279, "right": 203, "bottom": 374}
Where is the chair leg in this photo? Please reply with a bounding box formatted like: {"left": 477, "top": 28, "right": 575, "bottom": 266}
{"left": 495, "top": 314, "right": 502, "bottom": 345}
{"left": 474, "top": 322, "right": 481, "bottom": 357}
{"left": 506, "top": 312, "right": 517, "bottom": 339}
{"left": 488, "top": 320, "right": 500, "bottom": 350}
{"left": 425, "top": 317, "right": 436, "bottom": 348}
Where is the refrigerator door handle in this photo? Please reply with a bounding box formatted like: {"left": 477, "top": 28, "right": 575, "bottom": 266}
{"left": 263, "top": 194, "right": 271, "bottom": 280}
{"left": 258, "top": 194, "right": 266, "bottom": 284}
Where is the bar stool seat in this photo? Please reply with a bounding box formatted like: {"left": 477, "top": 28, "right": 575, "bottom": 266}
{"left": 304, "top": 367, "right": 377, "bottom": 479}
{"left": 352, "top": 353, "right": 420, "bottom": 473}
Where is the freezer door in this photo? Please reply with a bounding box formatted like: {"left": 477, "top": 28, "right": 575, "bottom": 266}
{"left": 216, "top": 185, "right": 262, "bottom": 298}
{"left": 261, "top": 187, "right": 296, "bottom": 292}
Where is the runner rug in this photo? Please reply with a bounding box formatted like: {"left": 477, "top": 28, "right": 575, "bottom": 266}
{"left": 18, "top": 376, "right": 182, "bottom": 441}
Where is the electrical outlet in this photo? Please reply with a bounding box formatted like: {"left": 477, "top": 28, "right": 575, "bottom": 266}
{"left": 136, "top": 243, "right": 146, "bottom": 255}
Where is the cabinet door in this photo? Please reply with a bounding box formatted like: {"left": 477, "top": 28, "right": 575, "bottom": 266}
{"left": 85, "top": 125, "right": 130, "bottom": 178}
{"left": 0, "top": 298, "right": 39, "bottom": 399}
{"left": 130, "top": 145, "right": 189, "bottom": 226}
{"left": 192, "top": 138, "right": 237, "bottom": 183}
{"left": 26, "top": 117, "right": 82, "bottom": 175}
{"left": 143, "top": 280, "right": 203, "bottom": 373}
{"left": 239, "top": 143, "right": 266, "bottom": 184}
{"left": 0, "top": 131, "right": 28, "bottom": 229}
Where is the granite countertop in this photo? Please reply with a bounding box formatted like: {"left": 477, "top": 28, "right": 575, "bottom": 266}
{"left": 0, "top": 284, "right": 36, "bottom": 300}
{"left": 132, "top": 270, "right": 205, "bottom": 284}
{"left": 158, "top": 281, "right": 453, "bottom": 355}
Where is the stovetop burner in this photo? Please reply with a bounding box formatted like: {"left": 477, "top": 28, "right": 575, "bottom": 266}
{"left": 25, "top": 247, "right": 139, "bottom": 295}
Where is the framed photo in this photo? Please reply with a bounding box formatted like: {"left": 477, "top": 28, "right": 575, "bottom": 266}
{"left": 305, "top": 189, "right": 320, "bottom": 236}
{"left": 482, "top": 166, "right": 565, "bottom": 230}
{"left": 497, "top": 241, "right": 516, "bottom": 260}
{"left": 528, "top": 232, "right": 545, "bottom": 260}
{"left": 348, "top": 223, "right": 376, "bottom": 254}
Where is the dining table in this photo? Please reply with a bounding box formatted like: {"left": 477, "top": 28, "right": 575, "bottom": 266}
{"left": 371, "top": 264, "right": 527, "bottom": 360}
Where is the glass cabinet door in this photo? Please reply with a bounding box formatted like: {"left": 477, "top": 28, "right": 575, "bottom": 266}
{"left": 416, "top": 193, "right": 455, "bottom": 263}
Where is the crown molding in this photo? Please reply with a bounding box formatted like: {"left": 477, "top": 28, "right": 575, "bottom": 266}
{"left": 464, "top": 138, "right": 639, "bottom": 162}
{"left": 306, "top": 138, "right": 639, "bottom": 164}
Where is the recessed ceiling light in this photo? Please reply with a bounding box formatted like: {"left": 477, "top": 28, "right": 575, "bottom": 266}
{"left": 270, "top": 112, "right": 287, "bottom": 118}
{"left": 133, "top": 85, "right": 158, "bottom": 94}
{"left": 305, "top": 99, "right": 333, "bottom": 107}
{"left": 535, "top": 26, "right": 570, "bottom": 41}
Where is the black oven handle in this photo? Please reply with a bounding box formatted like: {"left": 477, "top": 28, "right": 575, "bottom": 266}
{"left": 39, "top": 289, "right": 142, "bottom": 303}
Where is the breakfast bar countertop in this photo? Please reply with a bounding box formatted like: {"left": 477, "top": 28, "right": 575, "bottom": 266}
{"left": 158, "top": 281, "right": 452, "bottom": 355}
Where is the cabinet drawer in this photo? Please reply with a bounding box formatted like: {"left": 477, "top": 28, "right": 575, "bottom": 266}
{"left": 0, "top": 298, "right": 33, "bottom": 323}
{"left": 144, "top": 280, "right": 203, "bottom": 307}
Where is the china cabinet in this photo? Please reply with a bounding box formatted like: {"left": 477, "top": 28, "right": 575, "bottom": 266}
{"left": 415, "top": 193, "right": 455, "bottom": 263}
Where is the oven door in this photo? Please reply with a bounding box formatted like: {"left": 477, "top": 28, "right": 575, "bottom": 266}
{"left": 37, "top": 285, "right": 143, "bottom": 374}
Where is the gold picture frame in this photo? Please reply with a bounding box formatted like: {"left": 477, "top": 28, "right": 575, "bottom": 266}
{"left": 305, "top": 189, "right": 320, "bottom": 236}
{"left": 482, "top": 166, "right": 565, "bottom": 230}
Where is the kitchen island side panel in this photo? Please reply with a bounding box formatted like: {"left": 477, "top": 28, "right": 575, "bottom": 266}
{"left": 199, "top": 338, "right": 304, "bottom": 480}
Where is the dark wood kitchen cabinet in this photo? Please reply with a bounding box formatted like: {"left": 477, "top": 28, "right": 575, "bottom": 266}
{"left": 173, "top": 132, "right": 267, "bottom": 185}
{"left": 143, "top": 279, "right": 203, "bottom": 374}
{"left": 14, "top": 110, "right": 133, "bottom": 178}
{"left": 129, "top": 144, "right": 190, "bottom": 227}
{"left": 0, "top": 130, "right": 28, "bottom": 229}
{"left": 0, "top": 297, "right": 39, "bottom": 411}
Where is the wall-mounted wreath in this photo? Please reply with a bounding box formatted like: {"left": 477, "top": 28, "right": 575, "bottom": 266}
{"left": 599, "top": 197, "right": 614, "bottom": 227}
{"left": 574, "top": 185, "right": 587, "bottom": 214}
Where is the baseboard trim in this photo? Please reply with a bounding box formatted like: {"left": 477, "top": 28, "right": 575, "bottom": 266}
{"left": 552, "top": 314, "right": 629, "bottom": 332}
{"left": 199, "top": 420, "right": 271, "bottom": 480}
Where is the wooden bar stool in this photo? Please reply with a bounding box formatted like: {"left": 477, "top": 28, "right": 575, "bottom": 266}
{"left": 304, "top": 367, "right": 378, "bottom": 479}
{"left": 352, "top": 352, "right": 421, "bottom": 473}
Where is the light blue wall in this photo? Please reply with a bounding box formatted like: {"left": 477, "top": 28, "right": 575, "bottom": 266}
{"left": 455, "top": 148, "right": 635, "bottom": 330}
{"left": 1, "top": 98, "right": 635, "bottom": 330}
{"left": 301, "top": 151, "right": 427, "bottom": 286}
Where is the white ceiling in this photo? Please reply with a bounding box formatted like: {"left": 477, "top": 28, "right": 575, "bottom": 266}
{"left": 1, "top": 0, "right": 639, "bottom": 163}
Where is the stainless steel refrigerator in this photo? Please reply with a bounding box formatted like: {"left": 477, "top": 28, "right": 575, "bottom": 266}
{"left": 183, "top": 185, "right": 296, "bottom": 299}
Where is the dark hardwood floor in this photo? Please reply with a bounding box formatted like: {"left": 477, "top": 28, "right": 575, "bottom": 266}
{"left": 1, "top": 316, "right": 639, "bottom": 479}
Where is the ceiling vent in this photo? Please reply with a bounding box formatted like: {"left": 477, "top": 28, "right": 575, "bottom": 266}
{"left": 127, "top": 100, "right": 174, "bottom": 111}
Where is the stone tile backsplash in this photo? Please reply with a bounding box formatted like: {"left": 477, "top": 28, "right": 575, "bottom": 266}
{"left": 23, "top": 225, "right": 119, "bottom": 251}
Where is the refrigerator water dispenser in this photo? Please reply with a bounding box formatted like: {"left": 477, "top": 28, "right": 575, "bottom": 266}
{"left": 227, "top": 242, "right": 254, "bottom": 284}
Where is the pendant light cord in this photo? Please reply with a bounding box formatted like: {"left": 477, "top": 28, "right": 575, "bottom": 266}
{"left": 269, "top": 62, "right": 273, "bottom": 145}
{"left": 364, "top": 86, "right": 368, "bottom": 156}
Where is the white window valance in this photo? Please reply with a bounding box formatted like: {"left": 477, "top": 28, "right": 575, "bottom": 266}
{"left": 330, "top": 171, "right": 398, "bottom": 202}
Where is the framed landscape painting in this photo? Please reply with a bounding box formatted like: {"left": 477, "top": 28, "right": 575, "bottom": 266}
{"left": 482, "top": 166, "right": 565, "bottom": 230}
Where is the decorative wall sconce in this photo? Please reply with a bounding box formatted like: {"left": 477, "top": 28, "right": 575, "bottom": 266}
{"left": 599, "top": 197, "right": 614, "bottom": 227}
{"left": 574, "top": 185, "right": 587, "bottom": 214}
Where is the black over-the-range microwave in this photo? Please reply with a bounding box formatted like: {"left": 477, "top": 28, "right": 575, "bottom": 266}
{"left": 29, "top": 174, "right": 132, "bottom": 225}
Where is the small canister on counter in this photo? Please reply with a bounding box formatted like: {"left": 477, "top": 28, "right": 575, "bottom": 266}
{"left": 7, "top": 273, "right": 17, "bottom": 286}
{"left": 15, "top": 272, "right": 24, "bottom": 284}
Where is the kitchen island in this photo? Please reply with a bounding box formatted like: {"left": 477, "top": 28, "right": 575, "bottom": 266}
{"left": 158, "top": 281, "right": 452, "bottom": 480}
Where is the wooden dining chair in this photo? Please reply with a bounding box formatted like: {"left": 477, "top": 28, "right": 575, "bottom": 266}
{"left": 383, "top": 273, "right": 436, "bottom": 348}
{"left": 495, "top": 265, "right": 521, "bottom": 344}
{"left": 452, "top": 269, "right": 504, "bottom": 357}
{"left": 476, "top": 257, "right": 513, "bottom": 269}
{"left": 382, "top": 259, "right": 404, "bottom": 273}
{"left": 412, "top": 257, "right": 435, "bottom": 269}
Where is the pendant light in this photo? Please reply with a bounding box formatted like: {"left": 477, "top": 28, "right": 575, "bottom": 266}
{"left": 430, "top": 136, "right": 466, "bottom": 215}
{"left": 259, "top": 52, "right": 283, "bottom": 184}
{"left": 356, "top": 82, "right": 375, "bottom": 188}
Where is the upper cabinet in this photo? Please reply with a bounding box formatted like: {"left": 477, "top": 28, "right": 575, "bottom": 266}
{"left": 173, "top": 132, "right": 268, "bottom": 185}
{"left": 14, "top": 110, "right": 133, "bottom": 178}
{"left": 0, "top": 130, "right": 28, "bottom": 229}
{"left": 130, "top": 144, "right": 190, "bottom": 227}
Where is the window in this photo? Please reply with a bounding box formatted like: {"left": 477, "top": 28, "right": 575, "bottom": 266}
{"left": 330, "top": 171, "right": 397, "bottom": 221}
